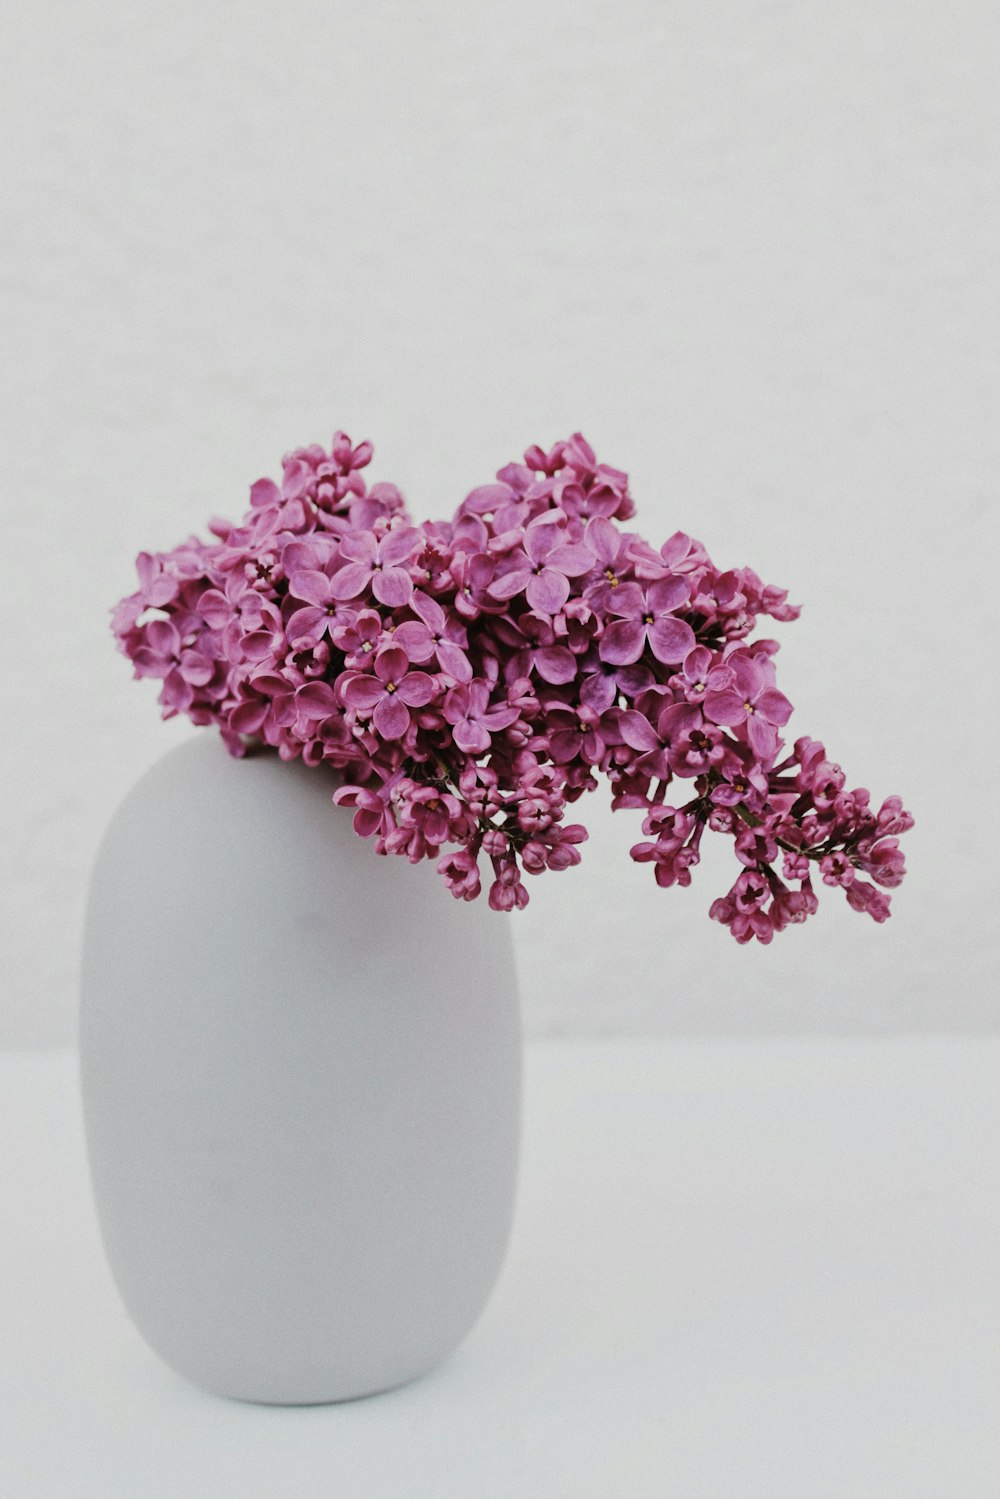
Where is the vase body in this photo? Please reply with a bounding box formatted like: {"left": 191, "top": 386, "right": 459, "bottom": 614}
{"left": 79, "top": 735, "right": 521, "bottom": 1404}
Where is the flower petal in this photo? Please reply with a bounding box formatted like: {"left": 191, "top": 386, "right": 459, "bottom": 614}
{"left": 287, "top": 569, "right": 333, "bottom": 608}
{"left": 481, "top": 703, "right": 520, "bottom": 729}
{"left": 375, "top": 645, "right": 409, "bottom": 683}
{"left": 372, "top": 566, "right": 413, "bottom": 606}
{"left": 397, "top": 670, "right": 436, "bottom": 706}
{"left": 295, "top": 681, "right": 339, "bottom": 719}
{"left": 731, "top": 653, "right": 765, "bottom": 701}
{"left": 443, "top": 684, "right": 471, "bottom": 723}
{"left": 524, "top": 524, "right": 559, "bottom": 565}
{"left": 599, "top": 618, "right": 645, "bottom": 665}
{"left": 229, "top": 699, "right": 270, "bottom": 733}
{"left": 526, "top": 568, "right": 570, "bottom": 615}
{"left": 703, "top": 689, "right": 746, "bottom": 727}
{"left": 549, "top": 730, "right": 582, "bottom": 764}
{"left": 534, "top": 646, "right": 577, "bottom": 684}
{"left": 487, "top": 566, "right": 530, "bottom": 602}
{"left": 683, "top": 645, "right": 713, "bottom": 680}
{"left": 547, "top": 543, "right": 595, "bottom": 578}
{"left": 649, "top": 575, "right": 690, "bottom": 613}
{"left": 463, "top": 483, "right": 514, "bottom": 513}
{"left": 756, "top": 687, "right": 793, "bottom": 726}
{"left": 580, "top": 671, "right": 617, "bottom": 712}
{"left": 584, "top": 516, "right": 618, "bottom": 566}
{"left": 328, "top": 562, "right": 372, "bottom": 600}
{"left": 285, "top": 606, "right": 327, "bottom": 647}
{"left": 618, "top": 710, "right": 661, "bottom": 751}
{"left": 452, "top": 718, "right": 491, "bottom": 753}
{"left": 373, "top": 694, "right": 410, "bottom": 740}
{"left": 249, "top": 478, "right": 281, "bottom": 509}
{"left": 747, "top": 713, "right": 779, "bottom": 761}
{"left": 435, "top": 639, "right": 473, "bottom": 682}
{"left": 648, "top": 616, "right": 696, "bottom": 664}
{"left": 391, "top": 621, "right": 435, "bottom": 662}
{"left": 339, "top": 532, "right": 377, "bottom": 564}
{"left": 341, "top": 675, "right": 384, "bottom": 710}
{"left": 657, "top": 702, "right": 700, "bottom": 739}
{"left": 242, "top": 629, "right": 281, "bottom": 662}
{"left": 410, "top": 590, "right": 446, "bottom": 633}
{"left": 604, "top": 581, "right": 644, "bottom": 620}
{"left": 198, "top": 589, "right": 230, "bottom": 628}
{"left": 378, "top": 526, "right": 421, "bottom": 566}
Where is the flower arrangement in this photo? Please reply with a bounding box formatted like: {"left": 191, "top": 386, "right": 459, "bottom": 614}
{"left": 113, "top": 430, "right": 912, "bottom": 943}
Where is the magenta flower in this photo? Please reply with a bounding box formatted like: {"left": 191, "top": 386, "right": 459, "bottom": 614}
{"left": 329, "top": 526, "right": 421, "bottom": 606}
{"left": 113, "top": 426, "right": 912, "bottom": 945}
{"left": 330, "top": 608, "right": 388, "bottom": 666}
{"left": 451, "top": 551, "right": 500, "bottom": 620}
{"left": 703, "top": 650, "right": 792, "bottom": 759}
{"left": 578, "top": 656, "right": 653, "bottom": 713}
{"left": 669, "top": 645, "right": 715, "bottom": 704}
{"left": 285, "top": 558, "right": 347, "bottom": 648}
{"left": 135, "top": 552, "right": 180, "bottom": 609}
{"left": 340, "top": 646, "right": 436, "bottom": 739}
{"left": 487, "top": 521, "right": 594, "bottom": 615}
{"left": 598, "top": 579, "right": 696, "bottom": 666}
{"left": 199, "top": 571, "right": 281, "bottom": 660}
{"left": 581, "top": 516, "right": 636, "bottom": 605}
{"left": 443, "top": 681, "right": 520, "bottom": 753}
{"left": 493, "top": 613, "right": 576, "bottom": 686}
{"left": 401, "top": 591, "right": 473, "bottom": 682}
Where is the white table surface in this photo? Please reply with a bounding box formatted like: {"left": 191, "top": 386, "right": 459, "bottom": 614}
{"left": 2, "top": 1039, "right": 998, "bottom": 1499}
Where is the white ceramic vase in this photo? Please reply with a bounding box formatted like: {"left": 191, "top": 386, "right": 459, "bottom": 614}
{"left": 79, "top": 735, "right": 521, "bottom": 1404}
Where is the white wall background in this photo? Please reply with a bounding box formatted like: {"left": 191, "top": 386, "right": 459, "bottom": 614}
{"left": 2, "top": 0, "right": 997, "bottom": 1047}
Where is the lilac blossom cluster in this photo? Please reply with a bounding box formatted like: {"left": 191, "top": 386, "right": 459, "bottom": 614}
{"left": 112, "top": 431, "right": 912, "bottom": 943}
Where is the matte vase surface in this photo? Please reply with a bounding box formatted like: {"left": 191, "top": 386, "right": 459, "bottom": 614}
{"left": 79, "top": 735, "right": 522, "bottom": 1404}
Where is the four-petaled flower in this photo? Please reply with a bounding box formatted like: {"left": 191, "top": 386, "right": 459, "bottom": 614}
{"left": 598, "top": 578, "right": 696, "bottom": 665}
{"left": 443, "top": 680, "right": 520, "bottom": 753}
{"left": 329, "top": 526, "right": 422, "bottom": 606}
{"left": 340, "top": 646, "right": 436, "bottom": 739}
{"left": 703, "top": 650, "right": 792, "bottom": 759}
{"left": 488, "top": 521, "right": 594, "bottom": 615}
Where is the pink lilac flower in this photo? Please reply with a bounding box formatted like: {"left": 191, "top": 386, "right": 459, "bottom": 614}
{"left": 340, "top": 646, "right": 436, "bottom": 740}
{"left": 329, "top": 526, "right": 422, "bottom": 606}
{"left": 488, "top": 521, "right": 594, "bottom": 615}
{"left": 598, "top": 579, "right": 697, "bottom": 666}
{"left": 403, "top": 591, "right": 473, "bottom": 681}
{"left": 703, "top": 649, "right": 793, "bottom": 760}
{"left": 112, "top": 427, "right": 912, "bottom": 946}
{"left": 443, "top": 680, "right": 520, "bottom": 753}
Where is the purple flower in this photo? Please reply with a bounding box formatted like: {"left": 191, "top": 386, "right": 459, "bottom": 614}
{"left": 400, "top": 591, "right": 473, "bottom": 682}
{"left": 452, "top": 551, "right": 501, "bottom": 620}
{"left": 112, "top": 425, "right": 911, "bottom": 941}
{"left": 331, "top": 608, "right": 390, "bottom": 666}
{"left": 443, "top": 680, "right": 520, "bottom": 753}
{"left": 285, "top": 551, "right": 351, "bottom": 648}
{"left": 703, "top": 650, "right": 793, "bottom": 759}
{"left": 487, "top": 521, "right": 594, "bottom": 615}
{"left": 578, "top": 657, "right": 653, "bottom": 713}
{"left": 340, "top": 646, "right": 436, "bottom": 740}
{"left": 199, "top": 571, "right": 281, "bottom": 660}
{"left": 581, "top": 516, "right": 636, "bottom": 606}
{"left": 329, "top": 525, "right": 422, "bottom": 606}
{"left": 669, "top": 645, "right": 715, "bottom": 704}
{"left": 135, "top": 552, "right": 180, "bottom": 609}
{"left": 598, "top": 579, "right": 696, "bottom": 666}
{"left": 438, "top": 847, "right": 482, "bottom": 901}
{"left": 545, "top": 702, "right": 618, "bottom": 765}
{"left": 493, "top": 613, "right": 577, "bottom": 686}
